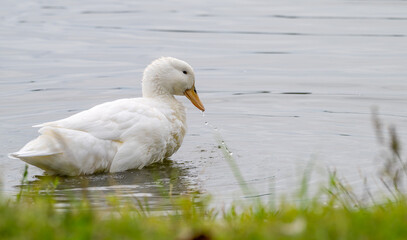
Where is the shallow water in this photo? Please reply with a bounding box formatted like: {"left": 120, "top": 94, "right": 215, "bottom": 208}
{"left": 1, "top": 0, "right": 407, "bottom": 208}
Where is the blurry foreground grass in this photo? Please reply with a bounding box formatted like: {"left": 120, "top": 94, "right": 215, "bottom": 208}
{"left": 2, "top": 185, "right": 407, "bottom": 240}
{"left": 1, "top": 114, "right": 407, "bottom": 240}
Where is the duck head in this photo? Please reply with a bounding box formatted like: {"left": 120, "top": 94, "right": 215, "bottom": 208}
{"left": 142, "top": 57, "right": 205, "bottom": 111}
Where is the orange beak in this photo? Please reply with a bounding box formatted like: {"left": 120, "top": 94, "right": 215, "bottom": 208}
{"left": 184, "top": 86, "right": 205, "bottom": 111}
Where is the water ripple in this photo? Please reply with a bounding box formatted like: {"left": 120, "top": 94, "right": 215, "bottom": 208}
{"left": 270, "top": 14, "right": 407, "bottom": 21}
{"left": 148, "top": 29, "right": 405, "bottom": 38}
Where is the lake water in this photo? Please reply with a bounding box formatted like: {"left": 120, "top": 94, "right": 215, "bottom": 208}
{"left": 1, "top": 0, "right": 407, "bottom": 209}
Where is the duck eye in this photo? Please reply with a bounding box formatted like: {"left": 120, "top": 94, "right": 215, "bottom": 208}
{"left": 182, "top": 70, "right": 188, "bottom": 74}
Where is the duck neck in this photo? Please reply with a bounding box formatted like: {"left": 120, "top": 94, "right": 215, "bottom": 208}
{"left": 142, "top": 75, "right": 172, "bottom": 98}
{"left": 141, "top": 77, "right": 186, "bottom": 118}
{"left": 142, "top": 80, "right": 183, "bottom": 109}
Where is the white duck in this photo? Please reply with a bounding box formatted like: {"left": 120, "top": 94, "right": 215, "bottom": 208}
{"left": 9, "top": 57, "right": 205, "bottom": 176}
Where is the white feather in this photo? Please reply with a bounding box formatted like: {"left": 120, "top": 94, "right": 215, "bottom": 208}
{"left": 9, "top": 57, "right": 202, "bottom": 176}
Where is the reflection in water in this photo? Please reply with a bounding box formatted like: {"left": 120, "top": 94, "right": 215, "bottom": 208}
{"left": 17, "top": 160, "right": 200, "bottom": 210}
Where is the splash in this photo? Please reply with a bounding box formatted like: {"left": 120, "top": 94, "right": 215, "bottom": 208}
{"left": 201, "top": 112, "right": 250, "bottom": 196}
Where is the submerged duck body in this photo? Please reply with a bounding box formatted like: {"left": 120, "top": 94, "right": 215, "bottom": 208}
{"left": 9, "top": 57, "right": 205, "bottom": 176}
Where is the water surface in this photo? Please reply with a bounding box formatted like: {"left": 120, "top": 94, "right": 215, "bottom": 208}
{"left": 1, "top": 0, "right": 407, "bottom": 208}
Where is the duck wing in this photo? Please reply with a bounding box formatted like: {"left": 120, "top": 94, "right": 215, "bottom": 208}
{"left": 35, "top": 98, "right": 170, "bottom": 142}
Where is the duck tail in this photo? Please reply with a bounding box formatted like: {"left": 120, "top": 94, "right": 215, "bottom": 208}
{"left": 9, "top": 127, "right": 65, "bottom": 173}
{"left": 10, "top": 127, "right": 117, "bottom": 176}
{"left": 10, "top": 127, "right": 63, "bottom": 156}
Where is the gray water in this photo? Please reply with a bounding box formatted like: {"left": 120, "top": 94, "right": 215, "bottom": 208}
{"left": 1, "top": 0, "right": 407, "bottom": 209}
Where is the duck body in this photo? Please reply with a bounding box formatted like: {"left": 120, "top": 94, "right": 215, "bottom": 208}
{"left": 9, "top": 57, "right": 205, "bottom": 176}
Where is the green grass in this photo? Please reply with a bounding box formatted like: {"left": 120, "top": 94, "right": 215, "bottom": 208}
{"left": 1, "top": 114, "right": 407, "bottom": 239}
{"left": 2, "top": 190, "right": 407, "bottom": 240}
